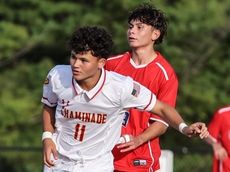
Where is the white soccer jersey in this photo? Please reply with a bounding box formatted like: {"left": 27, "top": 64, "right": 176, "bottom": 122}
{"left": 41, "top": 65, "right": 156, "bottom": 161}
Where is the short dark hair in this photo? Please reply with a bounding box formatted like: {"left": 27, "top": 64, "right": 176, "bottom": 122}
{"left": 68, "top": 26, "right": 113, "bottom": 59}
{"left": 128, "top": 3, "right": 168, "bottom": 44}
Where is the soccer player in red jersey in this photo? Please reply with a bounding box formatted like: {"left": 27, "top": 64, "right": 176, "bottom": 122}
{"left": 105, "top": 3, "right": 178, "bottom": 172}
{"left": 205, "top": 106, "right": 230, "bottom": 172}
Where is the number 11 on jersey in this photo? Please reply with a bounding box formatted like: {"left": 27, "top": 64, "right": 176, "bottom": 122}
{"left": 74, "top": 123, "right": 86, "bottom": 141}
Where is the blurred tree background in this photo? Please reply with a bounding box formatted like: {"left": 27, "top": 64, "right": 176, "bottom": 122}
{"left": 0, "top": 0, "right": 230, "bottom": 171}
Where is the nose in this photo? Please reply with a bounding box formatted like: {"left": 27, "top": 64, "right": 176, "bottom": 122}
{"left": 128, "top": 27, "right": 135, "bottom": 36}
{"left": 71, "top": 58, "right": 80, "bottom": 67}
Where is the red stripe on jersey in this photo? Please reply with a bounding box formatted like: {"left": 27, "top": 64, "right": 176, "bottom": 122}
{"left": 218, "top": 106, "right": 230, "bottom": 114}
{"left": 155, "top": 62, "right": 169, "bottom": 80}
{"left": 89, "top": 69, "right": 106, "bottom": 100}
{"left": 107, "top": 52, "right": 129, "bottom": 61}
{"left": 144, "top": 94, "right": 153, "bottom": 110}
{"left": 42, "top": 97, "right": 56, "bottom": 105}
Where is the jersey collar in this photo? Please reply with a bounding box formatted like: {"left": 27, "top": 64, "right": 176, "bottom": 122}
{"left": 129, "top": 51, "right": 160, "bottom": 68}
{"left": 72, "top": 68, "right": 106, "bottom": 100}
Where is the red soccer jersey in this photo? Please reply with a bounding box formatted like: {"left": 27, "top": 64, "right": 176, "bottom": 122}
{"left": 208, "top": 106, "right": 230, "bottom": 172}
{"left": 105, "top": 51, "right": 178, "bottom": 171}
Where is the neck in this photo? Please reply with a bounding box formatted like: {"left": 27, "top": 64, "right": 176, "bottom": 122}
{"left": 131, "top": 47, "right": 157, "bottom": 65}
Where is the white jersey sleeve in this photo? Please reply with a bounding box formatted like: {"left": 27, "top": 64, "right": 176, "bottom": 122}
{"left": 41, "top": 66, "right": 59, "bottom": 107}
{"left": 119, "top": 75, "right": 156, "bottom": 111}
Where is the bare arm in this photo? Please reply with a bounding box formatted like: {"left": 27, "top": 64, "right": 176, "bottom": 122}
{"left": 136, "top": 122, "right": 167, "bottom": 144}
{"left": 42, "top": 104, "right": 58, "bottom": 167}
{"left": 204, "top": 135, "right": 228, "bottom": 161}
{"left": 42, "top": 104, "right": 55, "bottom": 132}
{"left": 118, "top": 121, "right": 167, "bottom": 152}
{"left": 118, "top": 100, "right": 209, "bottom": 152}
{"left": 151, "top": 100, "right": 209, "bottom": 138}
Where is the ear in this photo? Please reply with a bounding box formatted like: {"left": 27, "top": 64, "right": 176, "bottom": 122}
{"left": 98, "top": 58, "right": 106, "bottom": 69}
{"left": 151, "top": 29, "right": 160, "bottom": 42}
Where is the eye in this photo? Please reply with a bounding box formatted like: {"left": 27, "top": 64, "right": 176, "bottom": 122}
{"left": 137, "top": 25, "right": 144, "bottom": 29}
{"left": 128, "top": 24, "right": 133, "bottom": 29}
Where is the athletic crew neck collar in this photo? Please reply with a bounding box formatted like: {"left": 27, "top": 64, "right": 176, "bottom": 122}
{"left": 129, "top": 51, "right": 160, "bottom": 69}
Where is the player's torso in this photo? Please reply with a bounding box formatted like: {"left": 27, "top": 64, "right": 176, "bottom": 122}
{"left": 220, "top": 112, "right": 230, "bottom": 154}
{"left": 220, "top": 113, "right": 230, "bottom": 172}
{"left": 55, "top": 97, "right": 124, "bottom": 160}
{"left": 52, "top": 67, "right": 126, "bottom": 160}
{"left": 106, "top": 52, "right": 170, "bottom": 129}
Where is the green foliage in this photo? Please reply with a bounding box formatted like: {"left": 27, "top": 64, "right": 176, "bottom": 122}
{"left": 0, "top": 59, "right": 54, "bottom": 146}
{"left": 159, "top": 0, "right": 230, "bottom": 121}
{"left": 0, "top": 22, "right": 29, "bottom": 60}
{"left": 174, "top": 153, "right": 212, "bottom": 172}
{"left": 0, "top": 151, "right": 42, "bottom": 172}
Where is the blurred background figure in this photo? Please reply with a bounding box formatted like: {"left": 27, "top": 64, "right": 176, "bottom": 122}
{"left": 206, "top": 106, "right": 230, "bottom": 172}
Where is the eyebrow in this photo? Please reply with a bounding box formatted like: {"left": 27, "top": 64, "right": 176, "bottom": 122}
{"left": 135, "top": 22, "right": 145, "bottom": 26}
{"left": 130, "top": 20, "right": 144, "bottom": 24}
{"left": 70, "top": 51, "right": 90, "bottom": 61}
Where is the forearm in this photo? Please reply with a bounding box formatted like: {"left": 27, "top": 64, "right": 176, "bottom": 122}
{"left": 42, "top": 105, "right": 58, "bottom": 166}
{"left": 42, "top": 104, "right": 56, "bottom": 133}
{"left": 136, "top": 121, "right": 168, "bottom": 144}
{"left": 151, "top": 100, "right": 185, "bottom": 131}
{"left": 204, "top": 134, "right": 217, "bottom": 145}
{"left": 204, "top": 135, "right": 229, "bottom": 160}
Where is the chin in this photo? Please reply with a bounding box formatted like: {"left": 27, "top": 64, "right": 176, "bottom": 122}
{"left": 129, "top": 43, "right": 138, "bottom": 48}
{"left": 73, "top": 76, "right": 82, "bottom": 81}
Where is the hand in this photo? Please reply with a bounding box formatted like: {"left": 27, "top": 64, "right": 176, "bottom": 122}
{"left": 43, "top": 139, "right": 58, "bottom": 167}
{"left": 116, "top": 135, "right": 143, "bottom": 153}
{"left": 213, "top": 142, "right": 228, "bottom": 161}
{"left": 183, "top": 122, "right": 209, "bottom": 139}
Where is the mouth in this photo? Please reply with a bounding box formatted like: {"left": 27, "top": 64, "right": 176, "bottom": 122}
{"left": 128, "top": 37, "right": 136, "bottom": 42}
{"left": 72, "top": 69, "right": 81, "bottom": 75}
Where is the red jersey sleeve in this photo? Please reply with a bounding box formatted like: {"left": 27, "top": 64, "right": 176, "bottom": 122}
{"left": 105, "top": 54, "right": 125, "bottom": 71}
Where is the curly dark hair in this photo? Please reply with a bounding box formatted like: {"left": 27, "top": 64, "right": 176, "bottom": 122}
{"left": 68, "top": 26, "right": 113, "bottom": 59}
{"left": 128, "top": 3, "right": 168, "bottom": 44}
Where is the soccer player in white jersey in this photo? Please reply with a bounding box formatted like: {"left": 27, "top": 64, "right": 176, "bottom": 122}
{"left": 41, "top": 26, "right": 209, "bottom": 172}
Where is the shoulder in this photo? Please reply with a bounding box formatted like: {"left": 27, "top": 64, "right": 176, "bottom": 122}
{"left": 153, "top": 52, "right": 177, "bottom": 81}
{"left": 211, "top": 106, "right": 230, "bottom": 122}
{"left": 106, "top": 70, "right": 133, "bottom": 83}
{"left": 47, "top": 65, "right": 72, "bottom": 85}
{"left": 49, "top": 65, "right": 71, "bottom": 76}
{"left": 216, "top": 106, "right": 230, "bottom": 115}
{"left": 155, "top": 52, "right": 175, "bottom": 72}
{"left": 107, "top": 52, "right": 130, "bottom": 62}
{"left": 105, "top": 70, "right": 134, "bottom": 92}
{"left": 46, "top": 65, "right": 72, "bottom": 89}
{"left": 106, "top": 52, "right": 131, "bottom": 66}
{"left": 106, "top": 52, "right": 131, "bottom": 69}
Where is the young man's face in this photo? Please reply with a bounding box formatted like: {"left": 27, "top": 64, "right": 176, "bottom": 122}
{"left": 127, "top": 20, "right": 157, "bottom": 48}
{"left": 70, "top": 51, "right": 105, "bottom": 82}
